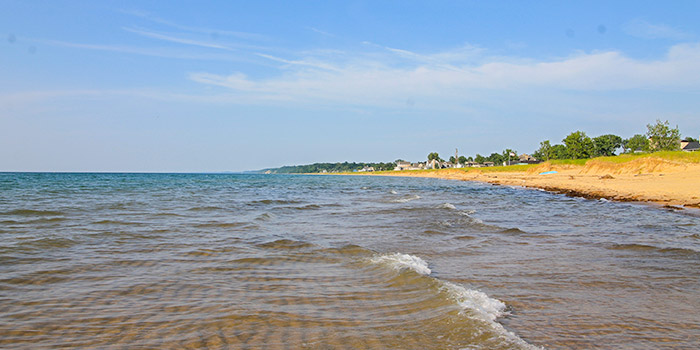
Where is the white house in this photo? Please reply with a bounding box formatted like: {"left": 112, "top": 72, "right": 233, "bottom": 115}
{"left": 394, "top": 161, "right": 412, "bottom": 171}
{"left": 681, "top": 140, "right": 700, "bottom": 152}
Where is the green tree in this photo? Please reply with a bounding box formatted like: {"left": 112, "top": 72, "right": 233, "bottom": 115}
{"left": 646, "top": 119, "right": 681, "bottom": 151}
{"left": 466, "top": 156, "right": 474, "bottom": 162}
{"left": 375, "top": 162, "right": 396, "bottom": 171}
{"left": 458, "top": 155, "right": 468, "bottom": 164}
{"left": 563, "top": 131, "right": 594, "bottom": 159}
{"left": 474, "top": 154, "right": 485, "bottom": 164}
{"left": 427, "top": 152, "right": 443, "bottom": 161}
{"left": 592, "top": 134, "right": 623, "bottom": 157}
{"left": 684, "top": 136, "right": 698, "bottom": 142}
{"left": 502, "top": 148, "right": 518, "bottom": 165}
{"left": 533, "top": 140, "right": 553, "bottom": 161}
{"left": 449, "top": 156, "right": 456, "bottom": 164}
{"left": 623, "top": 134, "right": 650, "bottom": 153}
{"left": 487, "top": 152, "right": 504, "bottom": 164}
{"left": 551, "top": 144, "right": 568, "bottom": 159}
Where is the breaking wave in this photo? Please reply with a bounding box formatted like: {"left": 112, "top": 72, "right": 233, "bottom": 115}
{"left": 439, "top": 203, "right": 457, "bottom": 210}
{"left": 391, "top": 194, "right": 421, "bottom": 203}
{"left": 368, "top": 252, "right": 540, "bottom": 349}
{"left": 369, "top": 253, "right": 431, "bottom": 275}
{"left": 441, "top": 281, "right": 506, "bottom": 322}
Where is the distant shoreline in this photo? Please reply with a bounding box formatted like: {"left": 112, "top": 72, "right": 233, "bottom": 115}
{"left": 351, "top": 155, "right": 700, "bottom": 211}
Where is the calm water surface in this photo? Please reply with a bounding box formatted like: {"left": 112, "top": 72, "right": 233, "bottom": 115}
{"left": 1, "top": 173, "right": 698, "bottom": 349}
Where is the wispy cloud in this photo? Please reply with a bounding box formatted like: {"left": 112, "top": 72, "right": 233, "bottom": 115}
{"left": 118, "top": 9, "right": 267, "bottom": 41}
{"left": 254, "top": 53, "right": 342, "bottom": 71}
{"left": 187, "top": 43, "right": 700, "bottom": 109}
{"left": 382, "top": 45, "right": 483, "bottom": 71}
{"left": 31, "top": 38, "right": 264, "bottom": 63}
{"left": 123, "top": 27, "right": 234, "bottom": 50}
{"left": 308, "top": 27, "right": 335, "bottom": 37}
{"left": 23, "top": 9, "right": 273, "bottom": 60}
{"left": 362, "top": 41, "right": 484, "bottom": 69}
{"left": 623, "top": 19, "right": 692, "bottom": 40}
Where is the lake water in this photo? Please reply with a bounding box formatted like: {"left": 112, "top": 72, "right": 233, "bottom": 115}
{"left": 1, "top": 173, "right": 698, "bottom": 349}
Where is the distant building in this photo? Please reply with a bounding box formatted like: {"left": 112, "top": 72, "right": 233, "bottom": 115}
{"left": 394, "top": 161, "right": 412, "bottom": 171}
{"left": 517, "top": 153, "right": 541, "bottom": 164}
{"left": 482, "top": 161, "right": 495, "bottom": 167}
{"left": 681, "top": 140, "right": 700, "bottom": 152}
{"left": 394, "top": 161, "right": 425, "bottom": 171}
{"left": 427, "top": 159, "right": 441, "bottom": 169}
{"left": 413, "top": 162, "right": 426, "bottom": 170}
{"left": 519, "top": 154, "right": 536, "bottom": 162}
{"left": 358, "top": 166, "right": 375, "bottom": 172}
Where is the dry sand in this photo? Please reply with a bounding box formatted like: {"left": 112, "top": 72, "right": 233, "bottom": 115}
{"left": 367, "top": 157, "right": 700, "bottom": 210}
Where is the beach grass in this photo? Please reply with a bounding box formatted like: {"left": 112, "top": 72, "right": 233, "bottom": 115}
{"left": 534, "top": 151, "right": 700, "bottom": 167}
{"left": 594, "top": 151, "right": 700, "bottom": 164}
{"left": 466, "top": 164, "right": 539, "bottom": 173}
{"left": 548, "top": 158, "right": 589, "bottom": 166}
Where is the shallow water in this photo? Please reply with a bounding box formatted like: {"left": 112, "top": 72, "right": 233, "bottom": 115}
{"left": 1, "top": 173, "right": 698, "bottom": 349}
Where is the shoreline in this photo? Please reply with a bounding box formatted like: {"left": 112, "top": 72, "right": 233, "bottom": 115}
{"left": 355, "top": 157, "right": 700, "bottom": 212}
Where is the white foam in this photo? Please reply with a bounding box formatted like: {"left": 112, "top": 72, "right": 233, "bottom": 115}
{"left": 370, "top": 253, "right": 431, "bottom": 275}
{"left": 391, "top": 195, "right": 421, "bottom": 203}
{"left": 439, "top": 203, "right": 457, "bottom": 210}
{"left": 389, "top": 190, "right": 398, "bottom": 194}
{"left": 442, "top": 281, "right": 543, "bottom": 349}
{"left": 459, "top": 215, "right": 484, "bottom": 224}
{"left": 441, "top": 282, "right": 506, "bottom": 321}
{"left": 370, "top": 253, "right": 542, "bottom": 349}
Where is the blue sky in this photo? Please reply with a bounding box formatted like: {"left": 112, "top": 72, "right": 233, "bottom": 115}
{"left": 2, "top": 0, "right": 699, "bottom": 172}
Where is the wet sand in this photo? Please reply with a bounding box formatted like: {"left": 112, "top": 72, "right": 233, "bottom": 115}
{"left": 367, "top": 157, "right": 700, "bottom": 209}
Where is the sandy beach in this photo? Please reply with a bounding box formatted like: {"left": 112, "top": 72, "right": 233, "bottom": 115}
{"left": 367, "top": 157, "right": 700, "bottom": 210}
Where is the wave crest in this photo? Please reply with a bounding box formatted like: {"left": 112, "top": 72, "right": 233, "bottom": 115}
{"left": 439, "top": 203, "right": 457, "bottom": 210}
{"left": 369, "top": 253, "right": 431, "bottom": 275}
{"left": 391, "top": 195, "right": 421, "bottom": 203}
{"left": 441, "top": 282, "right": 506, "bottom": 322}
{"left": 368, "top": 252, "right": 540, "bottom": 349}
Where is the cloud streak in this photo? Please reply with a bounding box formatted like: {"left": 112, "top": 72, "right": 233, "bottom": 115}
{"left": 31, "top": 38, "right": 265, "bottom": 63}
{"left": 123, "top": 27, "right": 234, "bottom": 50}
{"left": 119, "top": 9, "right": 268, "bottom": 41}
{"left": 623, "top": 19, "right": 692, "bottom": 40}
{"left": 188, "top": 43, "right": 700, "bottom": 109}
{"left": 308, "top": 27, "right": 335, "bottom": 37}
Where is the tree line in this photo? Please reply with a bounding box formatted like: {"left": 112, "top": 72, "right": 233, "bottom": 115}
{"left": 264, "top": 120, "right": 693, "bottom": 173}
{"left": 267, "top": 161, "right": 396, "bottom": 174}
{"left": 532, "top": 120, "right": 688, "bottom": 161}
{"left": 429, "top": 120, "right": 691, "bottom": 164}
